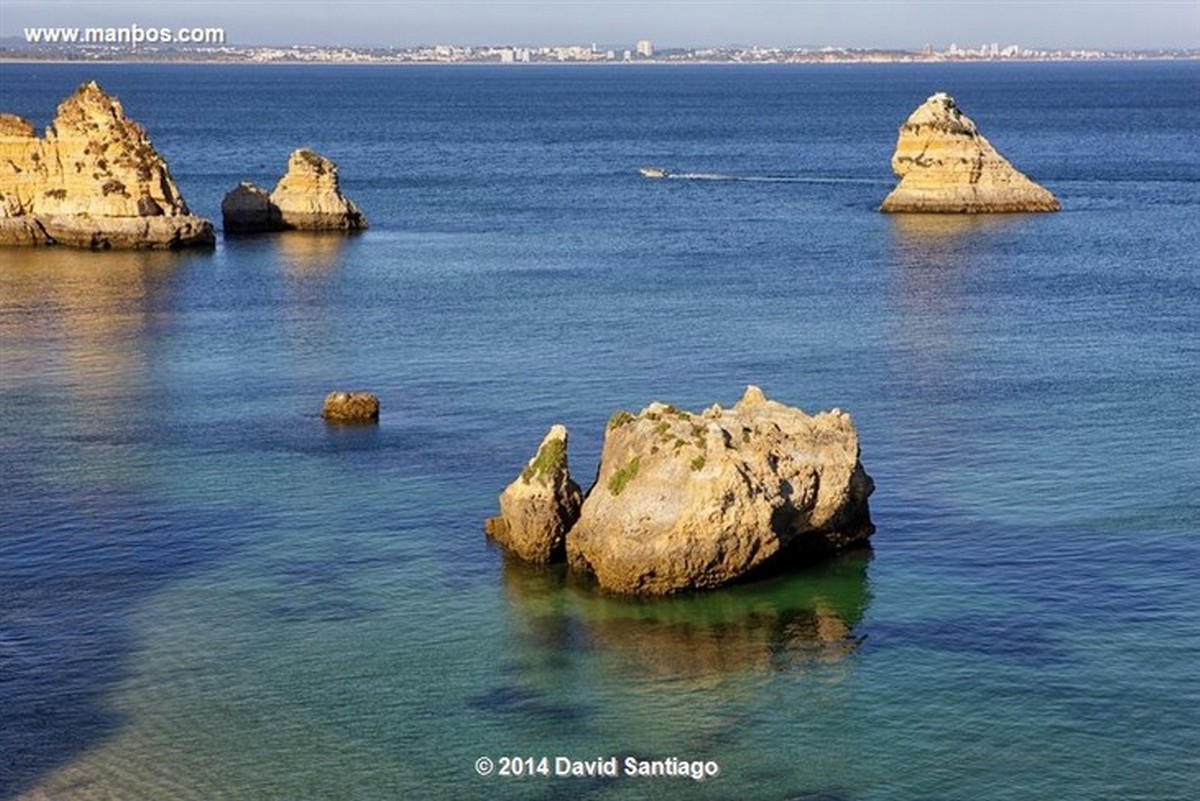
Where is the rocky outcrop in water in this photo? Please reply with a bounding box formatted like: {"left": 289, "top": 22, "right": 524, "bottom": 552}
{"left": 487, "top": 387, "right": 875, "bottom": 594}
{"left": 880, "top": 92, "right": 1060, "bottom": 214}
{"left": 485, "top": 425, "right": 584, "bottom": 563}
{"left": 220, "top": 182, "right": 276, "bottom": 233}
{"left": 0, "top": 81, "right": 215, "bottom": 249}
{"left": 222, "top": 149, "right": 367, "bottom": 233}
{"left": 321, "top": 391, "right": 380, "bottom": 423}
{"left": 568, "top": 387, "right": 875, "bottom": 594}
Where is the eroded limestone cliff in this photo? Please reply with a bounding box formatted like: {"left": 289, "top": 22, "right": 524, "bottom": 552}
{"left": 0, "top": 81, "right": 214, "bottom": 248}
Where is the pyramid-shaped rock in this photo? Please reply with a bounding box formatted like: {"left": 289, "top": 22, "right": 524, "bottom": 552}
{"left": 880, "top": 92, "right": 1060, "bottom": 213}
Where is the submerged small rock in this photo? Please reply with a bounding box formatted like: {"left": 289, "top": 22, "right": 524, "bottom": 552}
{"left": 321, "top": 391, "right": 380, "bottom": 423}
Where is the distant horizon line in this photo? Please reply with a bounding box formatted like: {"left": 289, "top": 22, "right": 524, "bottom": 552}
{"left": 2, "top": 35, "right": 1198, "bottom": 54}
{"left": 224, "top": 43, "right": 1195, "bottom": 52}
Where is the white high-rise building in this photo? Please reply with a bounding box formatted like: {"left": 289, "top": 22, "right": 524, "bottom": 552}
{"left": 636, "top": 39, "right": 653, "bottom": 58}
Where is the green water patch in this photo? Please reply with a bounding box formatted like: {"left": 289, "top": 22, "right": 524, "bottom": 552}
{"left": 498, "top": 550, "right": 874, "bottom": 683}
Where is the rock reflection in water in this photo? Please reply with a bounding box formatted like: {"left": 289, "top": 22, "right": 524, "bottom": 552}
{"left": 275, "top": 231, "right": 349, "bottom": 277}
{"left": 0, "top": 247, "right": 196, "bottom": 411}
{"left": 501, "top": 550, "right": 872, "bottom": 683}
{"left": 0, "top": 247, "right": 203, "bottom": 494}
{"left": 887, "top": 212, "right": 1022, "bottom": 245}
{"left": 0, "top": 247, "right": 194, "bottom": 366}
{"left": 885, "top": 213, "right": 1025, "bottom": 391}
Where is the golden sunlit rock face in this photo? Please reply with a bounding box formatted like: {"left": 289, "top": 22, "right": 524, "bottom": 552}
{"left": 0, "top": 81, "right": 215, "bottom": 249}
{"left": 880, "top": 92, "right": 1060, "bottom": 214}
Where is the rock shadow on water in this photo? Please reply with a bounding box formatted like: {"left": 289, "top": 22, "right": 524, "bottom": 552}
{"left": 262, "top": 557, "right": 384, "bottom": 624}
{"left": 466, "top": 684, "right": 591, "bottom": 726}
{"left": 320, "top": 417, "right": 384, "bottom": 448}
{"left": 2, "top": 249, "right": 244, "bottom": 801}
{"left": 864, "top": 612, "right": 1072, "bottom": 668}
{"left": 500, "top": 549, "right": 874, "bottom": 684}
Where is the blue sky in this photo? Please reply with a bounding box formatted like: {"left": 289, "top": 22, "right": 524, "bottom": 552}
{"left": 3, "top": 0, "right": 1197, "bottom": 49}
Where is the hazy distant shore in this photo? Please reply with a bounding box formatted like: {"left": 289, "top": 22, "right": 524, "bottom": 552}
{"left": 2, "top": 54, "right": 1197, "bottom": 67}
{"left": 2, "top": 40, "right": 1196, "bottom": 68}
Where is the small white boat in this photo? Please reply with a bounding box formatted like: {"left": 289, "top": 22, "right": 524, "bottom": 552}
{"left": 639, "top": 167, "right": 670, "bottom": 179}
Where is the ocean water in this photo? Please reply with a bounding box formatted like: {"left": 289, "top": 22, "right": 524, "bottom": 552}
{"left": 1, "top": 62, "right": 1198, "bottom": 800}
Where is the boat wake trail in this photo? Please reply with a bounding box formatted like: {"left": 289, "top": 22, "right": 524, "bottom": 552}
{"left": 669, "top": 173, "right": 887, "bottom": 185}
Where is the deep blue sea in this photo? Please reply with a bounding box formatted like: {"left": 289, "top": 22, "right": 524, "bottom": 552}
{"left": 1, "top": 62, "right": 1198, "bottom": 800}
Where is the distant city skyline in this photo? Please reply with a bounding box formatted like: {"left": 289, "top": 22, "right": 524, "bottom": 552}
{"left": 2, "top": 0, "right": 1198, "bottom": 50}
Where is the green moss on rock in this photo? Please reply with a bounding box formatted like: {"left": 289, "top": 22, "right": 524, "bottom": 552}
{"left": 607, "top": 410, "right": 635, "bottom": 431}
{"left": 607, "top": 456, "right": 641, "bottom": 496}
{"left": 521, "top": 437, "right": 567, "bottom": 485}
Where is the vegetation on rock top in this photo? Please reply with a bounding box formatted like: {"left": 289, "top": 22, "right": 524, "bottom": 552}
{"left": 521, "top": 437, "right": 567, "bottom": 485}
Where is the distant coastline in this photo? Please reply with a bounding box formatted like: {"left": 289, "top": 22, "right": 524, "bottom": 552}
{"left": 3, "top": 55, "right": 1197, "bottom": 67}
{"left": 2, "top": 43, "right": 1196, "bottom": 67}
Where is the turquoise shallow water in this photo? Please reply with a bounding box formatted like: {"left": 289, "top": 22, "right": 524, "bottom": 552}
{"left": 1, "top": 63, "right": 1198, "bottom": 799}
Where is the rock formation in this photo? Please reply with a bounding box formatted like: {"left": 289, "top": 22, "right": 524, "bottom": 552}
{"left": 321, "top": 391, "right": 380, "bottom": 423}
{"left": 0, "top": 81, "right": 214, "bottom": 249}
{"left": 880, "top": 92, "right": 1060, "bottom": 214}
{"left": 222, "top": 149, "right": 367, "bottom": 233}
{"left": 220, "top": 182, "right": 276, "bottom": 233}
{"left": 568, "top": 387, "right": 875, "bottom": 594}
{"left": 488, "top": 387, "right": 875, "bottom": 595}
{"left": 486, "top": 425, "right": 583, "bottom": 563}
{"left": 272, "top": 149, "right": 368, "bottom": 230}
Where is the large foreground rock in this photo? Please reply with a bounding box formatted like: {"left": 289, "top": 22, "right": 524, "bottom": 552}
{"left": 486, "top": 425, "right": 583, "bottom": 563}
{"left": 222, "top": 149, "right": 367, "bottom": 233}
{"left": 0, "top": 81, "right": 214, "bottom": 249}
{"left": 880, "top": 92, "right": 1060, "bottom": 214}
{"left": 566, "top": 386, "right": 875, "bottom": 594}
